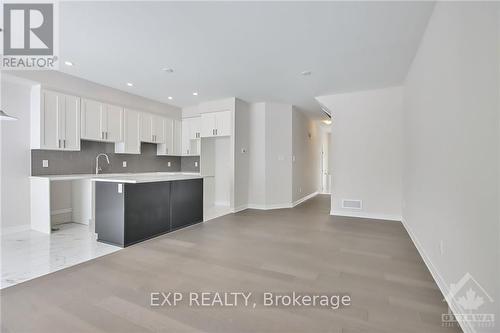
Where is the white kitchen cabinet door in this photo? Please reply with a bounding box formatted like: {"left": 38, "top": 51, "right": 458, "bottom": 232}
{"left": 105, "top": 104, "right": 123, "bottom": 142}
{"left": 187, "top": 117, "right": 201, "bottom": 139}
{"left": 62, "top": 94, "right": 81, "bottom": 150}
{"left": 41, "top": 90, "right": 60, "bottom": 149}
{"left": 41, "top": 90, "right": 80, "bottom": 150}
{"left": 152, "top": 115, "right": 165, "bottom": 143}
{"left": 157, "top": 118, "right": 174, "bottom": 155}
{"left": 115, "top": 109, "right": 140, "bottom": 154}
{"left": 182, "top": 120, "right": 191, "bottom": 155}
{"left": 81, "top": 99, "right": 104, "bottom": 141}
{"left": 215, "top": 111, "right": 232, "bottom": 136}
{"left": 173, "top": 120, "right": 182, "bottom": 155}
{"left": 140, "top": 113, "right": 153, "bottom": 142}
{"left": 200, "top": 113, "right": 216, "bottom": 137}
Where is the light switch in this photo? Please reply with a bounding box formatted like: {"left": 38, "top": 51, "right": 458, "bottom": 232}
{"left": 117, "top": 184, "right": 123, "bottom": 193}
{"left": 167, "top": 161, "right": 171, "bottom": 167}
{"left": 195, "top": 161, "right": 198, "bottom": 167}
{"left": 42, "top": 160, "right": 49, "bottom": 168}
{"left": 122, "top": 161, "right": 127, "bottom": 168}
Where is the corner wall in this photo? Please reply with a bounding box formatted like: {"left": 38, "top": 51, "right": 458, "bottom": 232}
{"left": 402, "top": 2, "right": 499, "bottom": 326}
{"left": 316, "top": 86, "right": 403, "bottom": 221}
{"left": 292, "top": 108, "right": 321, "bottom": 203}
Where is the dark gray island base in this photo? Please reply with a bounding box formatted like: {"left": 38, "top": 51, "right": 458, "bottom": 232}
{"left": 95, "top": 178, "right": 203, "bottom": 247}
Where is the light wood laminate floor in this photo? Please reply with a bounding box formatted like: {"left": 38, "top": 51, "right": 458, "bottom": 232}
{"left": 0, "top": 195, "right": 460, "bottom": 333}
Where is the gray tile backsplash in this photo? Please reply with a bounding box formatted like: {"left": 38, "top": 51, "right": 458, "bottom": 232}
{"left": 181, "top": 156, "right": 201, "bottom": 173}
{"left": 32, "top": 141, "right": 200, "bottom": 176}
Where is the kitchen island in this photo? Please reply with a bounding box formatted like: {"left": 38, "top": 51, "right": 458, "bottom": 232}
{"left": 93, "top": 174, "right": 203, "bottom": 247}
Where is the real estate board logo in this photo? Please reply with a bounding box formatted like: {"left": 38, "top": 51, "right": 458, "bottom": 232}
{"left": 1, "top": 1, "right": 58, "bottom": 69}
{"left": 442, "top": 273, "right": 495, "bottom": 329}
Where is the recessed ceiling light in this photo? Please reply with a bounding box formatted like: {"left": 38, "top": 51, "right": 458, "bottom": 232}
{"left": 168, "top": 96, "right": 173, "bottom": 100}
{"left": 192, "top": 92, "right": 198, "bottom": 96}
{"left": 126, "top": 82, "right": 134, "bottom": 87}
{"left": 322, "top": 119, "right": 332, "bottom": 125}
{"left": 301, "top": 70, "right": 312, "bottom": 76}
{"left": 64, "top": 61, "right": 74, "bottom": 66}
{"left": 162, "top": 68, "right": 174, "bottom": 73}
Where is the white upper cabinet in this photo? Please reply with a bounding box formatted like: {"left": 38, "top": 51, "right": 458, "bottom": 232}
{"left": 81, "top": 98, "right": 123, "bottom": 142}
{"left": 104, "top": 104, "right": 123, "bottom": 142}
{"left": 140, "top": 113, "right": 165, "bottom": 144}
{"left": 140, "top": 112, "right": 153, "bottom": 142}
{"left": 181, "top": 117, "right": 201, "bottom": 155}
{"left": 173, "top": 120, "right": 182, "bottom": 155}
{"left": 215, "top": 111, "right": 232, "bottom": 136}
{"left": 188, "top": 117, "right": 201, "bottom": 139}
{"left": 36, "top": 90, "right": 80, "bottom": 150}
{"left": 200, "top": 113, "right": 216, "bottom": 137}
{"left": 81, "top": 99, "right": 102, "bottom": 141}
{"left": 181, "top": 120, "right": 191, "bottom": 155}
{"left": 152, "top": 115, "right": 165, "bottom": 144}
{"left": 115, "top": 108, "right": 140, "bottom": 154}
{"left": 157, "top": 118, "right": 173, "bottom": 155}
{"left": 200, "top": 111, "right": 232, "bottom": 137}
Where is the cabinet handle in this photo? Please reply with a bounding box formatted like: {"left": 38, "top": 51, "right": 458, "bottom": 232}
{"left": 58, "top": 139, "right": 61, "bottom": 148}
{"left": 106, "top": 132, "right": 108, "bottom": 140}
{"left": 63, "top": 139, "right": 66, "bottom": 148}
{"left": 215, "top": 129, "right": 218, "bottom": 135}
{"left": 212, "top": 129, "right": 215, "bottom": 135}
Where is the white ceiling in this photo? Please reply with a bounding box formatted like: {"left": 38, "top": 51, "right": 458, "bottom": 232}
{"left": 59, "top": 1, "right": 434, "bottom": 115}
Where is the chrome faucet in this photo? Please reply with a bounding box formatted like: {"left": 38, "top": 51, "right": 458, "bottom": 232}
{"left": 95, "top": 153, "right": 110, "bottom": 174}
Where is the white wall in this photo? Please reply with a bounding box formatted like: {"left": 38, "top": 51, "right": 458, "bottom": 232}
{"left": 264, "top": 103, "right": 293, "bottom": 207}
{"left": 292, "top": 108, "right": 321, "bottom": 202}
{"left": 0, "top": 79, "right": 32, "bottom": 233}
{"left": 316, "top": 87, "right": 403, "bottom": 220}
{"left": 247, "top": 103, "right": 267, "bottom": 206}
{"left": 7, "top": 71, "right": 181, "bottom": 118}
{"left": 403, "top": 1, "right": 499, "bottom": 325}
{"left": 234, "top": 98, "right": 250, "bottom": 209}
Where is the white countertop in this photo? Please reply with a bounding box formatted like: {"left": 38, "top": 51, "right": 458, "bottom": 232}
{"left": 30, "top": 172, "right": 203, "bottom": 183}
{"left": 92, "top": 173, "right": 203, "bottom": 184}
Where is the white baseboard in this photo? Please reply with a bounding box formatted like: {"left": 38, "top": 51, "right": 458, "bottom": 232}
{"left": 0, "top": 224, "right": 31, "bottom": 235}
{"left": 293, "top": 191, "right": 318, "bottom": 207}
{"left": 246, "top": 203, "right": 293, "bottom": 210}
{"left": 234, "top": 192, "right": 319, "bottom": 213}
{"left": 330, "top": 209, "right": 401, "bottom": 222}
{"left": 51, "top": 208, "right": 72, "bottom": 216}
{"left": 402, "top": 218, "right": 475, "bottom": 333}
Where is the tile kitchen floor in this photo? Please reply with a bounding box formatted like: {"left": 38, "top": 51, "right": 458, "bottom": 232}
{"left": 1, "top": 223, "right": 120, "bottom": 289}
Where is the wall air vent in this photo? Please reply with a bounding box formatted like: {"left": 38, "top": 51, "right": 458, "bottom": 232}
{"left": 342, "top": 199, "right": 362, "bottom": 210}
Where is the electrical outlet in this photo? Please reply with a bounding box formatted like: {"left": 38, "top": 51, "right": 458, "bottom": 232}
{"left": 42, "top": 160, "right": 49, "bottom": 168}
{"left": 195, "top": 161, "right": 198, "bottom": 167}
{"left": 167, "top": 161, "right": 171, "bottom": 167}
{"left": 440, "top": 240, "right": 444, "bottom": 256}
{"left": 122, "top": 161, "right": 127, "bottom": 168}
